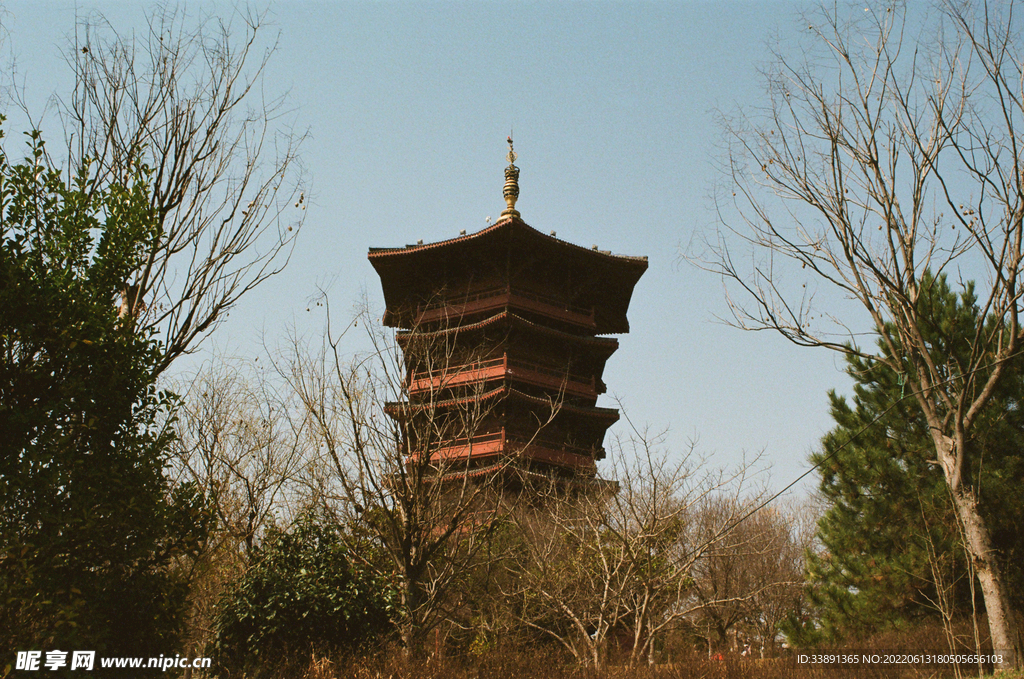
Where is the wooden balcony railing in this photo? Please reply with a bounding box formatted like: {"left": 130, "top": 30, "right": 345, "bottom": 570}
{"left": 428, "top": 429, "right": 506, "bottom": 461}
{"left": 408, "top": 428, "right": 599, "bottom": 472}
{"left": 416, "top": 285, "right": 595, "bottom": 328}
{"left": 407, "top": 353, "right": 598, "bottom": 398}
{"left": 407, "top": 355, "right": 507, "bottom": 393}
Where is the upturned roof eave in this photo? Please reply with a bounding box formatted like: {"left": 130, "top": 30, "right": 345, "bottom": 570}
{"left": 369, "top": 216, "right": 647, "bottom": 334}
{"left": 368, "top": 215, "right": 648, "bottom": 267}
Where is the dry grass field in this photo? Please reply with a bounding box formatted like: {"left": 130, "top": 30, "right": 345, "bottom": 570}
{"left": 310, "top": 652, "right": 1012, "bottom": 679}
{"left": 279, "top": 639, "right": 1017, "bottom": 679}
{"left": 212, "top": 609, "right": 1021, "bottom": 678}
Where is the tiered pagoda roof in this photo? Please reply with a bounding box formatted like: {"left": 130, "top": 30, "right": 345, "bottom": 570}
{"left": 369, "top": 216, "right": 647, "bottom": 333}
{"left": 368, "top": 138, "right": 646, "bottom": 482}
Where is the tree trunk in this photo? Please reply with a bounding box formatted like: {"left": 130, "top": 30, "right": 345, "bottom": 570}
{"left": 949, "top": 485, "right": 1021, "bottom": 671}
{"left": 937, "top": 435, "right": 1022, "bottom": 670}
{"left": 400, "top": 578, "right": 424, "bottom": 660}
{"left": 647, "top": 624, "right": 656, "bottom": 665}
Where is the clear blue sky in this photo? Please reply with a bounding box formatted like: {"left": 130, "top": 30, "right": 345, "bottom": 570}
{"left": 2, "top": 1, "right": 851, "bottom": 495}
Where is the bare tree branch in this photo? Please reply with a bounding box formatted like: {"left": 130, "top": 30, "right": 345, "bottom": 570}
{"left": 62, "top": 5, "right": 307, "bottom": 375}
{"left": 692, "top": 2, "right": 1023, "bottom": 667}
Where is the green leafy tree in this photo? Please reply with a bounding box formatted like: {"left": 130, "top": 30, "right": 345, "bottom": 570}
{"left": 0, "top": 123, "right": 208, "bottom": 659}
{"left": 213, "top": 510, "right": 396, "bottom": 677}
{"left": 793, "top": 274, "right": 1024, "bottom": 643}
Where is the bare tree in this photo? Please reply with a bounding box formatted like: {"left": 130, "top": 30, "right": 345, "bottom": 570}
{"left": 690, "top": 501, "right": 805, "bottom": 658}
{"left": 283, "top": 301, "right": 557, "bottom": 657}
{"left": 698, "top": 1, "right": 1023, "bottom": 666}
{"left": 690, "top": 498, "right": 759, "bottom": 655}
{"left": 743, "top": 500, "right": 813, "bottom": 657}
{"left": 169, "top": 360, "right": 306, "bottom": 664}
{"left": 507, "top": 481, "right": 633, "bottom": 668}
{"left": 63, "top": 5, "right": 306, "bottom": 374}
{"left": 505, "top": 429, "right": 765, "bottom": 668}
{"left": 608, "top": 431, "right": 766, "bottom": 666}
{"left": 173, "top": 360, "right": 305, "bottom": 555}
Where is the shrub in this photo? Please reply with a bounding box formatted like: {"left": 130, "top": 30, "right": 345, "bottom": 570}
{"left": 212, "top": 510, "right": 395, "bottom": 676}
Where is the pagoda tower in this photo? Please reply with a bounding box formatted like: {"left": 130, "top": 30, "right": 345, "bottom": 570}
{"left": 368, "top": 139, "right": 647, "bottom": 483}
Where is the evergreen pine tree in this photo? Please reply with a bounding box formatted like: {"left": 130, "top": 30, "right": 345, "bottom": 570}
{"left": 791, "top": 273, "right": 1024, "bottom": 644}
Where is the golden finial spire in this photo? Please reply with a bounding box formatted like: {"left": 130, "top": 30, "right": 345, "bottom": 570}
{"left": 501, "top": 134, "right": 520, "bottom": 220}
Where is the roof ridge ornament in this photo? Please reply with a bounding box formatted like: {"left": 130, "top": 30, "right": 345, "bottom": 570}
{"left": 501, "top": 134, "right": 521, "bottom": 220}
